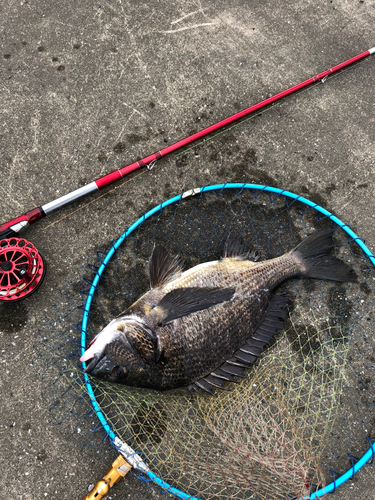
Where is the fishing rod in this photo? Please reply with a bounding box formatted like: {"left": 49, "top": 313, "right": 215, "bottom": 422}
{"left": 0, "top": 47, "right": 374, "bottom": 303}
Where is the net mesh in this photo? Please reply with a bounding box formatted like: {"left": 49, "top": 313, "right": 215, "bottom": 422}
{"left": 35, "top": 186, "right": 375, "bottom": 499}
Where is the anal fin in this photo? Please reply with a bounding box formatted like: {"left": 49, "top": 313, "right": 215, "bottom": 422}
{"left": 189, "top": 294, "right": 290, "bottom": 396}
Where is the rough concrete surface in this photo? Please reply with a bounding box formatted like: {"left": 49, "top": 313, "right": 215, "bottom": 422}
{"left": 1, "top": 0, "right": 374, "bottom": 499}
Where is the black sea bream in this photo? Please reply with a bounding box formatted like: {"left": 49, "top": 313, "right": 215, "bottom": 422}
{"left": 80, "top": 229, "right": 356, "bottom": 393}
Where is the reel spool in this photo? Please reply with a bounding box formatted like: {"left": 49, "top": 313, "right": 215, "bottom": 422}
{"left": 0, "top": 237, "right": 46, "bottom": 302}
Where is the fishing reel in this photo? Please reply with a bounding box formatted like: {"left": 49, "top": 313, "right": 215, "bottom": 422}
{"left": 0, "top": 236, "right": 46, "bottom": 303}
{"left": 0, "top": 210, "right": 47, "bottom": 303}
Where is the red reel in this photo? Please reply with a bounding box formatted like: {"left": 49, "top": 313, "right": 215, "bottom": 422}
{"left": 0, "top": 238, "right": 46, "bottom": 302}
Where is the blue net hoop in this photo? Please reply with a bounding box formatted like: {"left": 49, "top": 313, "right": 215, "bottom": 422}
{"left": 80, "top": 183, "right": 375, "bottom": 499}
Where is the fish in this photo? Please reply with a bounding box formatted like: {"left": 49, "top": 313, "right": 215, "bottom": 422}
{"left": 80, "top": 228, "right": 357, "bottom": 394}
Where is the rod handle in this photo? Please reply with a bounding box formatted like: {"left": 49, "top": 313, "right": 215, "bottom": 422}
{"left": 0, "top": 207, "right": 45, "bottom": 238}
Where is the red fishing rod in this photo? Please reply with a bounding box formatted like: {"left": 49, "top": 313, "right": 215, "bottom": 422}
{"left": 0, "top": 47, "right": 374, "bottom": 302}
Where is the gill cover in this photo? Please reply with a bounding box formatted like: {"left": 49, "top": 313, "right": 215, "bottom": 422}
{"left": 87, "top": 326, "right": 150, "bottom": 385}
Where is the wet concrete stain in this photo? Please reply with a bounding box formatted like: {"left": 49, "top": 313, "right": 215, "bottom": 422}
{"left": 325, "top": 183, "right": 336, "bottom": 195}
{"left": 297, "top": 185, "right": 331, "bottom": 212}
{"left": 112, "top": 133, "right": 147, "bottom": 153}
{"left": 22, "top": 421, "right": 32, "bottom": 431}
{"left": 126, "top": 133, "right": 146, "bottom": 145}
{"left": 113, "top": 142, "right": 126, "bottom": 154}
{"left": 163, "top": 182, "right": 173, "bottom": 200}
{"left": 327, "top": 285, "right": 353, "bottom": 338}
{"left": 209, "top": 150, "right": 219, "bottom": 163}
{"left": 216, "top": 148, "right": 259, "bottom": 180}
{"left": 175, "top": 154, "right": 188, "bottom": 168}
{"left": 0, "top": 301, "right": 29, "bottom": 333}
{"left": 223, "top": 163, "right": 276, "bottom": 187}
{"left": 360, "top": 283, "right": 372, "bottom": 297}
{"left": 97, "top": 152, "right": 108, "bottom": 163}
{"left": 243, "top": 148, "right": 258, "bottom": 165}
{"left": 191, "top": 97, "right": 215, "bottom": 124}
{"left": 286, "top": 322, "right": 324, "bottom": 359}
{"left": 36, "top": 450, "right": 48, "bottom": 462}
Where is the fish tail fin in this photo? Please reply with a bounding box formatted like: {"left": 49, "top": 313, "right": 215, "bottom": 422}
{"left": 292, "top": 228, "right": 357, "bottom": 282}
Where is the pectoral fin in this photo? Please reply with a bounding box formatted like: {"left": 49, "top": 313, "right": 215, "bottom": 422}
{"left": 154, "top": 287, "right": 235, "bottom": 327}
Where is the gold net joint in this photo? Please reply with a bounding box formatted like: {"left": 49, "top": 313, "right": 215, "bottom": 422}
{"left": 82, "top": 455, "right": 131, "bottom": 500}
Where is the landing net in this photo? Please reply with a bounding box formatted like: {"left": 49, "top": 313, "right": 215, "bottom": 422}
{"left": 36, "top": 184, "right": 375, "bottom": 499}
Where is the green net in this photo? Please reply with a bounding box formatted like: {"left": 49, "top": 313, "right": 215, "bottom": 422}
{"left": 35, "top": 186, "right": 375, "bottom": 499}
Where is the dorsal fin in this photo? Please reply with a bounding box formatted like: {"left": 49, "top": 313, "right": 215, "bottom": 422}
{"left": 189, "top": 294, "right": 290, "bottom": 395}
{"left": 222, "top": 237, "right": 259, "bottom": 261}
{"left": 149, "top": 245, "right": 184, "bottom": 288}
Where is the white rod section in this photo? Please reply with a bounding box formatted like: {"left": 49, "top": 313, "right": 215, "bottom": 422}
{"left": 42, "top": 182, "right": 98, "bottom": 214}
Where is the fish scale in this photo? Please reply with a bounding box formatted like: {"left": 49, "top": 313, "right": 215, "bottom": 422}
{"left": 159, "top": 277, "right": 271, "bottom": 387}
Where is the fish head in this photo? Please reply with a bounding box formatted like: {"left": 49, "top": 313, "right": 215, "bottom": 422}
{"left": 80, "top": 317, "right": 159, "bottom": 386}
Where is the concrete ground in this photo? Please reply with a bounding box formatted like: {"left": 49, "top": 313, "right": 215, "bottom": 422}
{"left": 1, "top": 0, "right": 374, "bottom": 498}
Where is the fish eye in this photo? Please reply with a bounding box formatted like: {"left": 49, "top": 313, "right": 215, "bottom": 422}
{"left": 112, "top": 365, "right": 128, "bottom": 379}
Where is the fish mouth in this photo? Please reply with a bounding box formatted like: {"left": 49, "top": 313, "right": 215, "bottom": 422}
{"left": 83, "top": 351, "right": 123, "bottom": 378}
{"left": 83, "top": 353, "right": 102, "bottom": 374}
{"left": 85, "top": 353, "right": 117, "bottom": 379}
